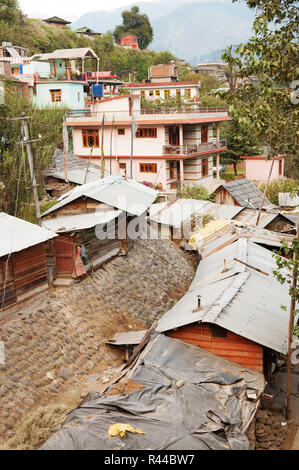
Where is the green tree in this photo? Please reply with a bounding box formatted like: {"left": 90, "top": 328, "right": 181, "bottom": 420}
{"left": 0, "top": 0, "right": 21, "bottom": 24}
{"left": 224, "top": 0, "right": 299, "bottom": 178}
{"left": 113, "top": 6, "right": 153, "bottom": 50}
{"left": 0, "top": 89, "right": 66, "bottom": 221}
{"left": 220, "top": 108, "right": 262, "bottom": 174}
{"left": 180, "top": 71, "right": 221, "bottom": 94}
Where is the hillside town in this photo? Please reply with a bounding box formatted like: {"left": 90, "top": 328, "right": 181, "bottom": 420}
{"left": 0, "top": 0, "right": 298, "bottom": 455}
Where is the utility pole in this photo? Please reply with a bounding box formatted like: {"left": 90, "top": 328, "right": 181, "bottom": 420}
{"left": 62, "top": 116, "right": 69, "bottom": 188}
{"left": 256, "top": 157, "right": 275, "bottom": 226}
{"left": 286, "top": 212, "right": 298, "bottom": 417}
{"left": 101, "top": 114, "right": 105, "bottom": 179}
{"left": 21, "top": 112, "right": 42, "bottom": 226}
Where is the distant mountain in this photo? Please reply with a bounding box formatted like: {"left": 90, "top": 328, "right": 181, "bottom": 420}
{"left": 72, "top": 0, "right": 256, "bottom": 65}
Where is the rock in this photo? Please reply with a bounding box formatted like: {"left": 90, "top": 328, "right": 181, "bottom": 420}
{"left": 60, "top": 368, "right": 70, "bottom": 380}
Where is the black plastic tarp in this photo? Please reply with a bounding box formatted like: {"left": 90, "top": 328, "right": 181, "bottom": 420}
{"left": 41, "top": 335, "right": 265, "bottom": 450}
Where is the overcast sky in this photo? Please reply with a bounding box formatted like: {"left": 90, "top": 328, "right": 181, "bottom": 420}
{"left": 18, "top": 0, "right": 157, "bottom": 21}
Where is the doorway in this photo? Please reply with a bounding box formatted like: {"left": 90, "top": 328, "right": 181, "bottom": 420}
{"left": 201, "top": 124, "right": 209, "bottom": 143}
{"left": 169, "top": 127, "right": 179, "bottom": 146}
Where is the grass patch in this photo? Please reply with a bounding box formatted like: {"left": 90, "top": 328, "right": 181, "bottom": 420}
{"left": 0, "top": 404, "right": 68, "bottom": 450}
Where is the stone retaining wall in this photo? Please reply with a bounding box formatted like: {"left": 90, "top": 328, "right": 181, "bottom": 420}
{"left": 0, "top": 240, "right": 195, "bottom": 441}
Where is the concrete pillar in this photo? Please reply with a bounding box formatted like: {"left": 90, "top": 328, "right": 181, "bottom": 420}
{"left": 180, "top": 159, "right": 184, "bottom": 185}
{"left": 179, "top": 125, "right": 184, "bottom": 154}
{"left": 216, "top": 152, "right": 220, "bottom": 180}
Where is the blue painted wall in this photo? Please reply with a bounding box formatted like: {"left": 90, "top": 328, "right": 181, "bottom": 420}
{"left": 33, "top": 81, "right": 85, "bottom": 109}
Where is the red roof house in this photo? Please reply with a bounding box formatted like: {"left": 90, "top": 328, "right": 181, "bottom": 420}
{"left": 119, "top": 33, "right": 139, "bottom": 50}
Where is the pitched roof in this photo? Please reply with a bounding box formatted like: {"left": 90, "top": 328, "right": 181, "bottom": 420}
{"left": 120, "top": 33, "right": 139, "bottom": 39}
{"left": 31, "top": 48, "right": 98, "bottom": 61}
{"left": 45, "top": 16, "right": 71, "bottom": 24}
{"left": 42, "top": 210, "right": 121, "bottom": 233}
{"left": 157, "top": 238, "right": 290, "bottom": 354}
{"left": 123, "top": 80, "right": 200, "bottom": 88}
{"left": 41, "top": 175, "right": 157, "bottom": 218}
{"left": 218, "top": 178, "right": 272, "bottom": 209}
{"left": 0, "top": 213, "right": 56, "bottom": 258}
{"left": 148, "top": 199, "right": 243, "bottom": 227}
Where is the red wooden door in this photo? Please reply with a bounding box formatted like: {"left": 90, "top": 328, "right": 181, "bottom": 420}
{"left": 54, "top": 236, "right": 75, "bottom": 276}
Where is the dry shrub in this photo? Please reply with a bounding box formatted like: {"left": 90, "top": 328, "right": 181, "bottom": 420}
{"left": 0, "top": 404, "right": 68, "bottom": 450}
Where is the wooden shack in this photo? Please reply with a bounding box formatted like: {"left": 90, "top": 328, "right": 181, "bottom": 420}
{"left": 0, "top": 213, "right": 57, "bottom": 318}
{"left": 166, "top": 323, "right": 265, "bottom": 373}
{"left": 42, "top": 176, "right": 157, "bottom": 282}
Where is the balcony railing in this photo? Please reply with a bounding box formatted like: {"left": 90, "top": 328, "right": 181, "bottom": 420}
{"left": 163, "top": 140, "right": 227, "bottom": 155}
{"left": 141, "top": 107, "right": 227, "bottom": 115}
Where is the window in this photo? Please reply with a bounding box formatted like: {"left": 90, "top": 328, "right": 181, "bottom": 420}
{"left": 136, "top": 128, "right": 157, "bottom": 138}
{"left": 50, "top": 89, "right": 62, "bottom": 103}
{"left": 118, "top": 129, "right": 125, "bottom": 135}
{"left": 176, "top": 89, "right": 181, "bottom": 97}
{"left": 184, "top": 88, "right": 191, "bottom": 99}
{"left": 155, "top": 90, "right": 160, "bottom": 96}
{"left": 140, "top": 90, "right": 145, "bottom": 96}
{"left": 211, "top": 325, "right": 227, "bottom": 338}
{"left": 201, "top": 158, "right": 209, "bottom": 177}
{"left": 78, "top": 92, "right": 80, "bottom": 102}
{"left": 140, "top": 163, "right": 157, "bottom": 173}
{"left": 149, "top": 90, "right": 154, "bottom": 97}
{"left": 82, "top": 129, "right": 99, "bottom": 148}
{"left": 164, "top": 89, "right": 170, "bottom": 99}
{"left": 119, "top": 163, "right": 126, "bottom": 169}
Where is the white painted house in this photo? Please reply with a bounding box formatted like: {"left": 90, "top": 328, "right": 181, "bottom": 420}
{"left": 66, "top": 94, "right": 230, "bottom": 191}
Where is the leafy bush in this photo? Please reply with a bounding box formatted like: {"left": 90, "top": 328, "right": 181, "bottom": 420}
{"left": 177, "top": 183, "right": 213, "bottom": 201}
{"left": 259, "top": 178, "right": 299, "bottom": 205}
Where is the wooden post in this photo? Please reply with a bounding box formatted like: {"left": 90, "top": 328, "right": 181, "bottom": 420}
{"left": 21, "top": 113, "right": 42, "bottom": 226}
{"left": 101, "top": 115, "right": 105, "bottom": 179}
{"left": 63, "top": 117, "right": 69, "bottom": 188}
{"left": 256, "top": 158, "right": 275, "bottom": 226}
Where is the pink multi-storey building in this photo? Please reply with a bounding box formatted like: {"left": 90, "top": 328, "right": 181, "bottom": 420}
{"left": 66, "top": 95, "right": 231, "bottom": 191}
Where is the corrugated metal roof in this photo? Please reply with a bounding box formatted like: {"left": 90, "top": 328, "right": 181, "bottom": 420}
{"left": 221, "top": 179, "right": 272, "bottom": 209}
{"left": 148, "top": 199, "right": 243, "bottom": 228}
{"left": 157, "top": 238, "right": 290, "bottom": 354}
{"left": 233, "top": 208, "right": 281, "bottom": 228}
{"left": 106, "top": 330, "right": 148, "bottom": 346}
{"left": 279, "top": 193, "right": 299, "bottom": 207}
{"left": 48, "top": 166, "right": 108, "bottom": 186}
{"left": 42, "top": 175, "right": 157, "bottom": 218}
{"left": 0, "top": 213, "right": 57, "bottom": 258}
{"left": 42, "top": 210, "right": 121, "bottom": 233}
{"left": 31, "top": 48, "right": 98, "bottom": 61}
{"left": 148, "top": 199, "right": 209, "bottom": 227}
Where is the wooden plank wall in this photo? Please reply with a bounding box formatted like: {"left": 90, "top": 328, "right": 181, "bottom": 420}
{"left": 13, "top": 243, "right": 48, "bottom": 299}
{"left": 0, "top": 243, "right": 49, "bottom": 311}
{"left": 0, "top": 257, "right": 17, "bottom": 309}
{"left": 167, "top": 323, "right": 264, "bottom": 372}
{"left": 77, "top": 228, "right": 120, "bottom": 264}
{"left": 54, "top": 235, "right": 75, "bottom": 275}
